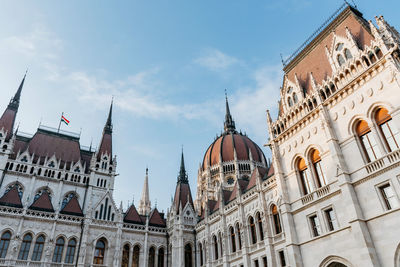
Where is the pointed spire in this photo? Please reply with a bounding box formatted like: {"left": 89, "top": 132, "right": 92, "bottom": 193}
{"left": 224, "top": 90, "right": 236, "bottom": 134}
{"left": 104, "top": 98, "right": 113, "bottom": 134}
{"left": 138, "top": 167, "right": 151, "bottom": 216}
{"left": 8, "top": 71, "right": 27, "bottom": 111}
{"left": 178, "top": 148, "right": 188, "bottom": 183}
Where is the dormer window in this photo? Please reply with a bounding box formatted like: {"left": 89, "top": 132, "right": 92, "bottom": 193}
{"left": 344, "top": 48, "right": 352, "bottom": 59}
{"left": 21, "top": 156, "right": 28, "bottom": 163}
{"left": 74, "top": 167, "right": 80, "bottom": 173}
{"left": 288, "top": 97, "right": 293, "bottom": 107}
{"left": 336, "top": 43, "right": 344, "bottom": 51}
{"left": 61, "top": 193, "right": 76, "bottom": 209}
{"left": 103, "top": 156, "right": 108, "bottom": 161}
{"left": 34, "top": 188, "right": 52, "bottom": 201}
{"left": 48, "top": 161, "right": 55, "bottom": 168}
{"left": 287, "top": 86, "right": 293, "bottom": 94}
{"left": 337, "top": 54, "right": 345, "bottom": 66}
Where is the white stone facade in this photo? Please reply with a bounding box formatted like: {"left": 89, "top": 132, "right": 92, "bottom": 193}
{"left": 0, "top": 4, "right": 400, "bottom": 267}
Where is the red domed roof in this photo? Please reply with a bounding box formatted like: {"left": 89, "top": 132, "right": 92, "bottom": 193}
{"left": 202, "top": 132, "right": 265, "bottom": 169}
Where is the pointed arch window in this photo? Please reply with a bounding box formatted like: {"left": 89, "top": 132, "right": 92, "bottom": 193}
{"left": 132, "top": 245, "right": 140, "bottom": 267}
{"left": 0, "top": 231, "right": 11, "bottom": 258}
{"left": 230, "top": 226, "right": 236, "bottom": 253}
{"left": 121, "top": 244, "right": 129, "bottom": 267}
{"left": 184, "top": 244, "right": 192, "bottom": 267}
{"left": 18, "top": 233, "right": 32, "bottom": 260}
{"left": 249, "top": 216, "right": 257, "bottom": 244}
{"left": 256, "top": 212, "right": 264, "bottom": 241}
{"left": 310, "top": 149, "right": 326, "bottom": 188}
{"left": 213, "top": 235, "right": 218, "bottom": 260}
{"left": 293, "top": 93, "right": 298, "bottom": 104}
{"left": 31, "top": 235, "right": 45, "bottom": 261}
{"left": 375, "top": 108, "right": 400, "bottom": 152}
{"left": 34, "top": 188, "right": 51, "bottom": 202}
{"left": 4, "top": 183, "right": 23, "bottom": 199}
{"left": 356, "top": 120, "right": 382, "bottom": 162}
{"left": 236, "top": 223, "right": 242, "bottom": 250}
{"left": 52, "top": 237, "right": 65, "bottom": 263}
{"left": 93, "top": 239, "right": 106, "bottom": 264}
{"left": 272, "top": 205, "right": 282, "bottom": 234}
{"left": 158, "top": 247, "right": 165, "bottom": 267}
{"left": 337, "top": 54, "right": 345, "bottom": 66}
{"left": 375, "top": 47, "right": 383, "bottom": 59}
{"left": 297, "top": 158, "right": 313, "bottom": 195}
{"left": 148, "top": 246, "right": 155, "bottom": 267}
{"left": 344, "top": 49, "right": 352, "bottom": 60}
{"left": 199, "top": 243, "right": 204, "bottom": 266}
{"left": 65, "top": 238, "right": 77, "bottom": 264}
{"left": 287, "top": 97, "right": 293, "bottom": 107}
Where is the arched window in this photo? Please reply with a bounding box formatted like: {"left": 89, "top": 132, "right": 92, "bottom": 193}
{"left": 375, "top": 47, "right": 383, "bottom": 59}
{"left": 52, "top": 237, "right": 65, "bottom": 263}
{"left": 199, "top": 243, "right": 204, "bottom": 266}
{"left": 337, "top": 54, "right": 345, "bottom": 66}
{"left": 121, "top": 244, "right": 129, "bottom": 267}
{"left": 184, "top": 244, "right": 192, "bottom": 267}
{"left": 297, "top": 158, "right": 313, "bottom": 195}
{"left": 344, "top": 49, "right": 352, "bottom": 60}
{"left": 18, "top": 233, "right": 32, "bottom": 260}
{"left": 148, "top": 247, "right": 155, "bottom": 267}
{"left": 236, "top": 223, "right": 242, "bottom": 250}
{"left": 218, "top": 233, "right": 222, "bottom": 258}
{"left": 0, "top": 231, "right": 11, "bottom": 258}
{"left": 256, "top": 212, "right": 264, "bottom": 241}
{"left": 375, "top": 108, "right": 400, "bottom": 152}
{"left": 249, "top": 216, "right": 257, "bottom": 244}
{"left": 293, "top": 93, "right": 298, "bottom": 104}
{"left": 356, "top": 120, "right": 382, "bottom": 162}
{"left": 288, "top": 97, "right": 293, "bottom": 107}
{"left": 31, "top": 235, "right": 45, "bottom": 261}
{"left": 93, "top": 239, "right": 106, "bottom": 264}
{"left": 272, "top": 205, "right": 282, "bottom": 234}
{"left": 132, "top": 245, "right": 140, "bottom": 267}
{"left": 65, "top": 238, "right": 77, "bottom": 264}
{"left": 369, "top": 51, "right": 377, "bottom": 63}
{"left": 311, "top": 149, "right": 327, "bottom": 188}
{"left": 213, "top": 235, "right": 218, "bottom": 260}
{"left": 34, "top": 188, "right": 51, "bottom": 202}
{"left": 158, "top": 247, "right": 165, "bottom": 267}
{"left": 230, "top": 226, "right": 236, "bottom": 253}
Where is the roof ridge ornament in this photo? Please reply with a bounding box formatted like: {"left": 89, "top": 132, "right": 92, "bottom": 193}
{"left": 178, "top": 148, "right": 188, "bottom": 183}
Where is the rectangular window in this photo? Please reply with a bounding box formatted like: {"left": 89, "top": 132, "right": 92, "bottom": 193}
{"left": 309, "top": 215, "right": 321, "bottom": 237}
{"left": 299, "top": 169, "right": 313, "bottom": 195}
{"left": 314, "top": 161, "right": 327, "bottom": 187}
{"left": 381, "top": 120, "right": 400, "bottom": 151}
{"left": 379, "top": 184, "right": 399, "bottom": 210}
{"left": 254, "top": 259, "right": 259, "bottom": 267}
{"left": 324, "top": 208, "right": 337, "bottom": 231}
{"left": 262, "top": 256, "right": 268, "bottom": 267}
{"left": 278, "top": 251, "right": 286, "bottom": 267}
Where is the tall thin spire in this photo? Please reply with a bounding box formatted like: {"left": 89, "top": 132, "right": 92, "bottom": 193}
{"left": 224, "top": 90, "right": 236, "bottom": 134}
{"left": 138, "top": 167, "right": 151, "bottom": 216}
{"left": 104, "top": 98, "right": 113, "bottom": 134}
{"left": 9, "top": 71, "right": 27, "bottom": 111}
{"left": 178, "top": 148, "right": 188, "bottom": 183}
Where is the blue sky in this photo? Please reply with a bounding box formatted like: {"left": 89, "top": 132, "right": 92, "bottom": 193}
{"left": 0, "top": 0, "right": 399, "bottom": 212}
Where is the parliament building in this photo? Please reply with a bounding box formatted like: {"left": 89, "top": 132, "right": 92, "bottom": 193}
{"left": 0, "top": 3, "right": 400, "bottom": 267}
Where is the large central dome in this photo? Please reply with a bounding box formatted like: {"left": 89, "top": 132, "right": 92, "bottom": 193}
{"left": 202, "top": 132, "right": 265, "bottom": 169}
{"left": 201, "top": 95, "right": 266, "bottom": 170}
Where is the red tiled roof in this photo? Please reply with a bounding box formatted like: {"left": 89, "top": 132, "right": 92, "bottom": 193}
{"left": 0, "top": 108, "right": 17, "bottom": 140}
{"left": 0, "top": 186, "right": 22, "bottom": 208}
{"left": 203, "top": 133, "right": 265, "bottom": 169}
{"left": 222, "top": 190, "right": 232, "bottom": 204}
{"left": 29, "top": 191, "right": 54, "bottom": 212}
{"left": 227, "top": 185, "right": 238, "bottom": 203}
{"left": 60, "top": 196, "right": 83, "bottom": 216}
{"left": 148, "top": 208, "right": 166, "bottom": 227}
{"left": 173, "top": 183, "right": 194, "bottom": 214}
{"left": 208, "top": 200, "right": 218, "bottom": 214}
{"left": 124, "top": 205, "right": 143, "bottom": 224}
{"left": 285, "top": 8, "right": 374, "bottom": 94}
{"left": 246, "top": 167, "right": 267, "bottom": 191}
{"left": 266, "top": 164, "right": 274, "bottom": 178}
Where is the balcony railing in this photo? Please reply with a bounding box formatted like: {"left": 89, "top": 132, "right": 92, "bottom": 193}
{"left": 365, "top": 149, "right": 400, "bottom": 174}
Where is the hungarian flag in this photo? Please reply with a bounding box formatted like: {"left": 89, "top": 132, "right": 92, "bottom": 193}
{"left": 61, "top": 115, "right": 70, "bottom": 125}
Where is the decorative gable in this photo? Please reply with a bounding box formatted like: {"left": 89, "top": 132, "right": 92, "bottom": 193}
{"left": 93, "top": 191, "right": 118, "bottom": 221}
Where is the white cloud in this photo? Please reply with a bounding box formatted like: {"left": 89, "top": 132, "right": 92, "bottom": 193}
{"left": 194, "top": 48, "right": 239, "bottom": 71}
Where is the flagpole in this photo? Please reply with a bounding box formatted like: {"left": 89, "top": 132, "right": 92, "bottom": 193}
{"left": 57, "top": 112, "right": 63, "bottom": 133}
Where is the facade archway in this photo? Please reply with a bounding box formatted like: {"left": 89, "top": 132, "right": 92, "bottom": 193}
{"left": 319, "top": 256, "right": 353, "bottom": 267}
